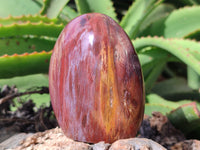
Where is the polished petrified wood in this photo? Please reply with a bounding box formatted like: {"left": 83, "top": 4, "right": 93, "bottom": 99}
{"left": 49, "top": 13, "right": 144, "bottom": 143}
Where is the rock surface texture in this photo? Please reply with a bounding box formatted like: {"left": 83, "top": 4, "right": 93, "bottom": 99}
{"left": 110, "top": 138, "right": 166, "bottom": 150}
{"left": 14, "top": 128, "right": 166, "bottom": 150}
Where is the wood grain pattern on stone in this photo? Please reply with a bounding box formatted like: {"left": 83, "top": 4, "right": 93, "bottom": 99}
{"left": 49, "top": 13, "right": 145, "bottom": 143}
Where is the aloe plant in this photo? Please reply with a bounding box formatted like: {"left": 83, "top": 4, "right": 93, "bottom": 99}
{"left": 0, "top": 0, "right": 200, "bottom": 138}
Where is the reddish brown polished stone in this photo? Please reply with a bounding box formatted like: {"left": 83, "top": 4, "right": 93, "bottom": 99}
{"left": 49, "top": 13, "right": 145, "bottom": 143}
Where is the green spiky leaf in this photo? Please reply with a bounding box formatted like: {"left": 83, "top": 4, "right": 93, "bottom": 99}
{"left": 0, "top": 15, "right": 60, "bottom": 26}
{"left": 167, "top": 102, "right": 200, "bottom": 139}
{"left": 141, "top": 6, "right": 200, "bottom": 38}
{"left": 41, "top": 0, "right": 70, "bottom": 18}
{"left": 145, "top": 94, "right": 200, "bottom": 116}
{"left": 0, "top": 51, "right": 51, "bottom": 78}
{"left": 0, "top": 0, "right": 41, "bottom": 17}
{"left": 145, "top": 103, "right": 172, "bottom": 116}
{"left": 0, "top": 36, "right": 55, "bottom": 55}
{"left": 60, "top": 5, "right": 79, "bottom": 22}
{"left": 139, "top": 3, "right": 175, "bottom": 33}
{"left": 0, "top": 21, "right": 64, "bottom": 38}
{"left": 151, "top": 77, "right": 200, "bottom": 100}
{"left": 75, "top": 0, "right": 117, "bottom": 21}
{"left": 120, "top": 0, "right": 163, "bottom": 38}
{"left": 138, "top": 47, "right": 177, "bottom": 91}
{"left": 187, "top": 67, "right": 200, "bottom": 90}
{"left": 134, "top": 37, "right": 200, "bottom": 75}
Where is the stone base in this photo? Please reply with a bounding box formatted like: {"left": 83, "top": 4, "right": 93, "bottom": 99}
{"left": 1, "top": 127, "right": 166, "bottom": 150}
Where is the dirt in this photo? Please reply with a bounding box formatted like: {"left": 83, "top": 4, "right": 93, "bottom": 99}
{"left": 0, "top": 85, "right": 57, "bottom": 142}
{"left": 139, "top": 112, "right": 185, "bottom": 149}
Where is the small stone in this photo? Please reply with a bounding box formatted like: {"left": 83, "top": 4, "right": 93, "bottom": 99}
{"left": 109, "top": 138, "right": 166, "bottom": 150}
{"left": 0, "top": 126, "right": 20, "bottom": 143}
{"left": 92, "top": 141, "right": 110, "bottom": 150}
{"left": 0, "top": 133, "right": 33, "bottom": 149}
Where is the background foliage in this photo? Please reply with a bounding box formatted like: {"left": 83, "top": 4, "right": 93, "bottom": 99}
{"left": 0, "top": 0, "right": 200, "bottom": 139}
